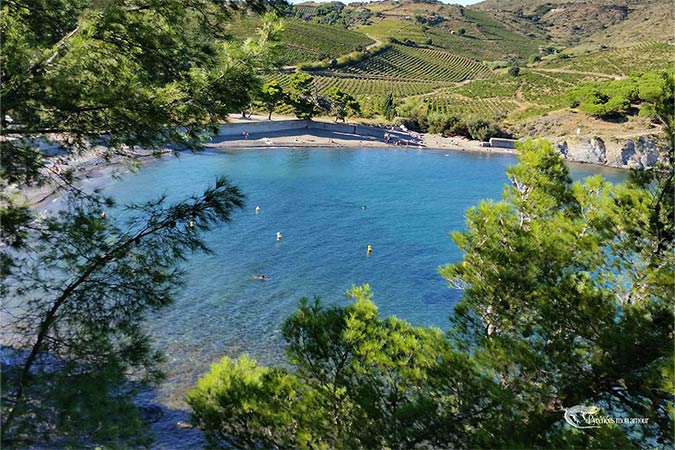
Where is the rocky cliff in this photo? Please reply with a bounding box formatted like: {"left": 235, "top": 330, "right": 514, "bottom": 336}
{"left": 555, "top": 134, "right": 661, "bottom": 169}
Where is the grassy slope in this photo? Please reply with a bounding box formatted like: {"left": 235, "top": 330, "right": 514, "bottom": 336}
{"left": 359, "top": 2, "right": 544, "bottom": 62}
{"left": 407, "top": 40, "right": 674, "bottom": 126}
{"left": 326, "top": 45, "right": 493, "bottom": 82}
{"left": 260, "top": 1, "right": 671, "bottom": 136}
{"left": 473, "top": 0, "right": 671, "bottom": 47}
{"left": 226, "top": 15, "right": 373, "bottom": 65}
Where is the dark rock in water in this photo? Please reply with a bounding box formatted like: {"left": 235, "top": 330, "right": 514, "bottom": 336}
{"left": 176, "top": 421, "right": 193, "bottom": 429}
{"left": 139, "top": 405, "right": 164, "bottom": 424}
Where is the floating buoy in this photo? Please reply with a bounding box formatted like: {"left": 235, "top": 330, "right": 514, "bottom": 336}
{"left": 367, "top": 244, "right": 372, "bottom": 255}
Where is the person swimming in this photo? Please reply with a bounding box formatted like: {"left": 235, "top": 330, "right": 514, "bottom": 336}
{"left": 361, "top": 205, "right": 367, "bottom": 210}
{"left": 255, "top": 205, "right": 261, "bottom": 214}
{"left": 254, "top": 274, "right": 268, "bottom": 281}
{"left": 367, "top": 244, "right": 372, "bottom": 255}
{"left": 276, "top": 231, "right": 282, "bottom": 241}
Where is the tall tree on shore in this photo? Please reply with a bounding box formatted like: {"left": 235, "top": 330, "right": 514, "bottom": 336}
{"left": 382, "top": 93, "right": 396, "bottom": 121}
{"left": 326, "top": 87, "right": 360, "bottom": 122}
{"left": 259, "top": 80, "right": 286, "bottom": 120}
{"left": 0, "top": 0, "right": 283, "bottom": 446}
{"left": 287, "top": 71, "right": 318, "bottom": 120}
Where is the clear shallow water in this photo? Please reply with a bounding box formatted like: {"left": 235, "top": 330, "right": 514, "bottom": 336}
{"left": 100, "top": 147, "right": 625, "bottom": 447}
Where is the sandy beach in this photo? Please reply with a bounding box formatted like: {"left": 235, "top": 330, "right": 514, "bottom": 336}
{"left": 212, "top": 114, "right": 515, "bottom": 154}
{"left": 20, "top": 115, "right": 514, "bottom": 207}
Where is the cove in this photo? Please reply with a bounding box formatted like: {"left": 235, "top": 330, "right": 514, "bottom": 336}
{"left": 100, "top": 147, "right": 625, "bottom": 417}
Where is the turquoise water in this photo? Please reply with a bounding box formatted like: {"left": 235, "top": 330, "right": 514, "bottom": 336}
{"left": 100, "top": 147, "right": 624, "bottom": 446}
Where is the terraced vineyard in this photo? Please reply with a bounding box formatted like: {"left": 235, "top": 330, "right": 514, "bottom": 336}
{"left": 268, "top": 73, "right": 444, "bottom": 99}
{"left": 424, "top": 94, "right": 520, "bottom": 118}
{"left": 329, "top": 45, "right": 493, "bottom": 82}
{"left": 404, "top": 67, "right": 610, "bottom": 122}
{"left": 226, "top": 17, "right": 374, "bottom": 65}
{"left": 542, "top": 41, "right": 675, "bottom": 76}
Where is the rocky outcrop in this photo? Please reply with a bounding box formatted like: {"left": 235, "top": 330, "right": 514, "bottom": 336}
{"left": 618, "top": 136, "right": 659, "bottom": 169}
{"left": 555, "top": 135, "right": 660, "bottom": 169}
{"left": 556, "top": 137, "right": 607, "bottom": 165}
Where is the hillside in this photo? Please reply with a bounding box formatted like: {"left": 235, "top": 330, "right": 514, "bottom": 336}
{"left": 473, "top": 0, "right": 672, "bottom": 48}
{"left": 226, "top": 14, "right": 374, "bottom": 65}
{"left": 252, "top": 0, "right": 673, "bottom": 147}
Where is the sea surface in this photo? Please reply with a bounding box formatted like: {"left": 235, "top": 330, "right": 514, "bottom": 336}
{"left": 99, "top": 147, "right": 625, "bottom": 448}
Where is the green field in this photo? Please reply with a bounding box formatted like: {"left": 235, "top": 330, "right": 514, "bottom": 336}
{"left": 423, "top": 94, "right": 520, "bottom": 118}
{"left": 268, "top": 73, "right": 445, "bottom": 99}
{"left": 226, "top": 16, "right": 374, "bottom": 65}
{"left": 542, "top": 41, "right": 675, "bottom": 76}
{"left": 328, "top": 45, "right": 493, "bottom": 82}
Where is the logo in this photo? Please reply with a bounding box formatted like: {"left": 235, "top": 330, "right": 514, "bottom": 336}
{"left": 563, "top": 405, "right": 649, "bottom": 429}
{"left": 564, "top": 405, "right": 601, "bottom": 429}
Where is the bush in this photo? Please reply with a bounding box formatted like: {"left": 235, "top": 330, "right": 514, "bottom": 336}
{"left": 508, "top": 66, "right": 520, "bottom": 77}
{"left": 466, "top": 117, "right": 503, "bottom": 141}
{"left": 528, "top": 54, "right": 541, "bottom": 64}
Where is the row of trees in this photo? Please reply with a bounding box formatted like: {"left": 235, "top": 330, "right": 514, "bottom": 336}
{"left": 397, "top": 100, "right": 508, "bottom": 141}
{"left": 1, "top": 0, "right": 283, "bottom": 447}
{"left": 188, "top": 74, "right": 674, "bottom": 449}
{"left": 565, "top": 70, "right": 672, "bottom": 119}
{"left": 259, "top": 73, "right": 361, "bottom": 121}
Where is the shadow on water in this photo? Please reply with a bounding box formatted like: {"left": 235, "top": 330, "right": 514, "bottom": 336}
{"left": 136, "top": 388, "right": 207, "bottom": 450}
{"left": 1, "top": 345, "right": 205, "bottom": 449}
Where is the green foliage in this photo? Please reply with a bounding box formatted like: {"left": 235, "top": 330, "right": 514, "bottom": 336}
{"left": 190, "top": 95, "right": 674, "bottom": 447}
{"left": 565, "top": 70, "right": 671, "bottom": 119}
{"left": 508, "top": 65, "right": 521, "bottom": 77}
{"left": 258, "top": 80, "right": 285, "bottom": 120}
{"left": 2, "top": 178, "right": 246, "bottom": 446}
{"left": 382, "top": 93, "right": 396, "bottom": 121}
{"left": 466, "top": 117, "right": 503, "bottom": 141}
{"left": 189, "top": 286, "right": 491, "bottom": 449}
{"left": 0, "top": 0, "right": 274, "bottom": 445}
{"left": 288, "top": 72, "right": 318, "bottom": 120}
{"left": 326, "top": 87, "right": 360, "bottom": 121}
{"left": 227, "top": 16, "right": 374, "bottom": 65}
{"left": 441, "top": 138, "right": 673, "bottom": 448}
{"left": 528, "top": 53, "right": 541, "bottom": 63}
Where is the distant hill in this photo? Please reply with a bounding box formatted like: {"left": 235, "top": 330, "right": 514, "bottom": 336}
{"left": 472, "top": 0, "right": 672, "bottom": 49}
{"left": 226, "top": 14, "right": 374, "bottom": 65}
{"left": 249, "top": 0, "right": 673, "bottom": 142}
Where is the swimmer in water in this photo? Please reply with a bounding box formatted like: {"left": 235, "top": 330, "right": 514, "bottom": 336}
{"left": 255, "top": 205, "right": 261, "bottom": 214}
{"left": 276, "top": 231, "right": 282, "bottom": 241}
{"left": 367, "top": 244, "right": 372, "bottom": 255}
{"left": 254, "top": 274, "right": 267, "bottom": 281}
{"left": 361, "top": 205, "right": 367, "bottom": 210}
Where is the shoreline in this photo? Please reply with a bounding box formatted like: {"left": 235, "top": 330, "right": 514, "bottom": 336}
{"left": 22, "top": 116, "right": 631, "bottom": 208}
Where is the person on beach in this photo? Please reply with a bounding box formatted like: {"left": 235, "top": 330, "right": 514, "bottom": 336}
{"left": 242, "top": 131, "right": 249, "bottom": 139}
